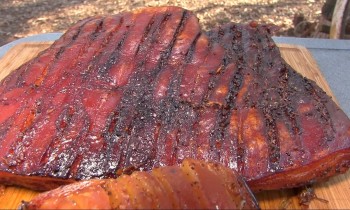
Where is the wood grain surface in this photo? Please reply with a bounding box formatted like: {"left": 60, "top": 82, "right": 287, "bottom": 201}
{"left": 0, "top": 42, "right": 349, "bottom": 209}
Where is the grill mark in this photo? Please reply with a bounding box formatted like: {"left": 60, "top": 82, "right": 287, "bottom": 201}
{"left": 4, "top": 93, "right": 66, "bottom": 168}
{"left": 210, "top": 82, "right": 239, "bottom": 164}
{"left": 45, "top": 89, "right": 108, "bottom": 179}
{"left": 97, "top": 22, "right": 130, "bottom": 76}
{"left": 196, "top": 106, "right": 222, "bottom": 162}
{"left": 44, "top": 18, "right": 105, "bottom": 87}
{"left": 98, "top": 32, "right": 128, "bottom": 75}
{"left": 69, "top": 106, "right": 106, "bottom": 179}
{"left": 184, "top": 32, "right": 201, "bottom": 63}
{"left": 205, "top": 24, "right": 251, "bottom": 164}
{"left": 151, "top": 11, "right": 207, "bottom": 167}
{"left": 80, "top": 16, "right": 124, "bottom": 82}
{"left": 165, "top": 32, "right": 201, "bottom": 165}
{"left": 255, "top": 29, "right": 301, "bottom": 139}
{"left": 48, "top": 88, "right": 95, "bottom": 178}
{"left": 272, "top": 67, "right": 301, "bottom": 140}
{"left": 216, "top": 24, "right": 244, "bottom": 110}
{"left": 178, "top": 34, "right": 211, "bottom": 103}
{"left": 279, "top": 69, "right": 311, "bottom": 166}
{"left": 91, "top": 19, "right": 105, "bottom": 40}
{"left": 121, "top": 14, "right": 178, "bottom": 170}
{"left": 106, "top": 11, "right": 187, "bottom": 170}
{"left": 256, "top": 26, "right": 303, "bottom": 169}
{"left": 30, "top": 19, "right": 103, "bottom": 110}
{"left": 44, "top": 21, "right": 107, "bottom": 91}
{"left": 0, "top": 18, "right": 92, "bottom": 92}
{"left": 112, "top": 74, "right": 154, "bottom": 170}
{"left": 193, "top": 48, "right": 216, "bottom": 105}
{"left": 107, "top": 14, "right": 164, "bottom": 88}
{"left": 275, "top": 66, "right": 301, "bottom": 168}
{"left": 271, "top": 45, "right": 334, "bottom": 166}
{"left": 150, "top": 11, "right": 188, "bottom": 78}
{"left": 141, "top": 13, "right": 176, "bottom": 73}
{"left": 261, "top": 100, "right": 280, "bottom": 172}
{"left": 21, "top": 99, "right": 79, "bottom": 172}
{"left": 2, "top": 102, "right": 42, "bottom": 167}
{"left": 63, "top": 106, "right": 91, "bottom": 179}
{"left": 210, "top": 107, "right": 230, "bottom": 165}
{"left": 101, "top": 106, "right": 126, "bottom": 175}
{"left": 212, "top": 26, "right": 234, "bottom": 67}
{"left": 146, "top": 13, "right": 185, "bottom": 166}
{"left": 271, "top": 50, "right": 300, "bottom": 136}
{"left": 215, "top": 24, "right": 244, "bottom": 170}
{"left": 0, "top": 86, "right": 51, "bottom": 154}
{"left": 154, "top": 99, "right": 180, "bottom": 166}
{"left": 183, "top": 30, "right": 224, "bottom": 105}
{"left": 76, "top": 14, "right": 162, "bottom": 176}
{"left": 219, "top": 108, "right": 238, "bottom": 170}
{"left": 304, "top": 79, "right": 335, "bottom": 142}
{"left": 54, "top": 47, "right": 65, "bottom": 60}
{"left": 37, "top": 17, "right": 112, "bottom": 136}
{"left": 247, "top": 26, "right": 279, "bottom": 172}
{"left": 39, "top": 104, "right": 74, "bottom": 167}
{"left": 17, "top": 17, "right": 97, "bottom": 88}
{"left": 262, "top": 26, "right": 323, "bottom": 170}
{"left": 148, "top": 59, "right": 199, "bottom": 166}
{"left": 39, "top": 106, "right": 82, "bottom": 176}
{"left": 123, "top": 11, "right": 189, "bottom": 168}
{"left": 151, "top": 12, "right": 212, "bottom": 167}
{"left": 231, "top": 24, "right": 247, "bottom": 174}
{"left": 0, "top": 18, "right": 96, "bottom": 128}
{"left": 134, "top": 15, "right": 157, "bottom": 56}
{"left": 167, "top": 32, "right": 201, "bottom": 100}
{"left": 174, "top": 103, "right": 197, "bottom": 162}
{"left": 102, "top": 113, "right": 121, "bottom": 177}
{"left": 196, "top": 25, "right": 228, "bottom": 170}
{"left": 218, "top": 24, "right": 268, "bottom": 176}
{"left": 0, "top": 118, "right": 11, "bottom": 141}
{"left": 16, "top": 19, "right": 108, "bottom": 173}
{"left": 205, "top": 25, "right": 245, "bottom": 172}
{"left": 114, "top": 17, "right": 170, "bottom": 170}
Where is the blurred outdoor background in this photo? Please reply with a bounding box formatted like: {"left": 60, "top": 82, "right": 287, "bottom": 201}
{"left": 0, "top": 0, "right": 348, "bottom": 46}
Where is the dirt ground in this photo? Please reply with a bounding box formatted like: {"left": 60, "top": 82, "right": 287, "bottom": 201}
{"left": 0, "top": 0, "right": 326, "bottom": 46}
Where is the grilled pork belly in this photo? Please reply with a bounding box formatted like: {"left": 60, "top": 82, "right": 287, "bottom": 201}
{"left": 20, "top": 159, "right": 259, "bottom": 209}
{"left": 0, "top": 6, "right": 349, "bottom": 191}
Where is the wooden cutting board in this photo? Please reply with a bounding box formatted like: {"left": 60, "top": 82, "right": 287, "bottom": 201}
{"left": 0, "top": 42, "right": 349, "bottom": 209}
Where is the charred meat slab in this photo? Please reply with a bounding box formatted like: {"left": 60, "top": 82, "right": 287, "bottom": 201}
{"left": 0, "top": 6, "right": 349, "bottom": 191}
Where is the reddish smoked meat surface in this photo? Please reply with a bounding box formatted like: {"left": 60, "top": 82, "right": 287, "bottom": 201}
{"left": 0, "top": 6, "right": 349, "bottom": 191}
{"left": 21, "top": 159, "right": 259, "bottom": 209}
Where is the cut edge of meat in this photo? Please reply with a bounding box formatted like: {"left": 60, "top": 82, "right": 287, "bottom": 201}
{"left": 0, "top": 171, "right": 75, "bottom": 191}
{"left": 248, "top": 148, "right": 350, "bottom": 191}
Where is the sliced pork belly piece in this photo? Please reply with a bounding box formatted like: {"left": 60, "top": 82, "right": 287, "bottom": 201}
{"left": 20, "top": 159, "right": 259, "bottom": 209}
